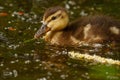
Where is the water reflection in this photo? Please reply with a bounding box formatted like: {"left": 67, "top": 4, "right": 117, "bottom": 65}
{"left": 0, "top": 41, "right": 119, "bottom": 80}
{"left": 0, "top": 0, "right": 120, "bottom": 80}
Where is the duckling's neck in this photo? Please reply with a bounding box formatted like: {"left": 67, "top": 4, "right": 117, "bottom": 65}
{"left": 43, "top": 30, "right": 63, "bottom": 45}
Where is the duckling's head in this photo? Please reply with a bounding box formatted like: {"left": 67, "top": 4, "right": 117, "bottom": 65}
{"left": 34, "top": 6, "right": 69, "bottom": 39}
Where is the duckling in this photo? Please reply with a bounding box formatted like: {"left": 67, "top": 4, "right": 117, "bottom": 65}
{"left": 34, "top": 6, "right": 120, "bottom": 46}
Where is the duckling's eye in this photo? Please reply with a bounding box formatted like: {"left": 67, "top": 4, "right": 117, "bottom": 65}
{"left": 51, "top": 16, "right": 57, "bottom": 20}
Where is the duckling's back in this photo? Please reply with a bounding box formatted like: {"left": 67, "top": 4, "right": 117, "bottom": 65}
{"left": 66, "top": 15, "right": 120, "bottom": 43}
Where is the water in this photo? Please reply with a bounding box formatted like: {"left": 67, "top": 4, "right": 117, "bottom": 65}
{"left": 0, "top": 0, "right": 120, "bottom": 80}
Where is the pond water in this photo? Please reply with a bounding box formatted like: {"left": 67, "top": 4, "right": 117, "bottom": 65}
{"left": 0, "top": 0, "right": 120, "bottom": 80}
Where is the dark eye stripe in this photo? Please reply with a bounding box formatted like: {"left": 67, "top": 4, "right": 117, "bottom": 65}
{"left": 51, "top": 13, "right": 61, "bottom": 20}
{"left": 47, "top": 14, "right": 62, "bottom": 23}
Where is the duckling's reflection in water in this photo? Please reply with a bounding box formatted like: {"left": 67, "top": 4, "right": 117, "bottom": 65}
{"left": 34, "top": 6, "right": 120, "bottom": 46}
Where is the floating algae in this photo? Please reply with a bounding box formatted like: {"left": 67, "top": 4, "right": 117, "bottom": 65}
{"left": 69, "top": 51, "right": 120, "bottom": 65}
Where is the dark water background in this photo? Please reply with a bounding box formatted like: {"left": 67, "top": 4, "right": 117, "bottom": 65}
{"left": 0, "top": 0, "right": 120, "bottom": 80}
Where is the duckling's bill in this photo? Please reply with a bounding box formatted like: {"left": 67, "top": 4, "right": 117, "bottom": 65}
{"left": 34, "top": 23, "right": 51, "bottom": 39}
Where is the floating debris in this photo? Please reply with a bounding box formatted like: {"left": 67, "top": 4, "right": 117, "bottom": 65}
{"left": 0, "top": 12, "right": 8, "bottom": 17}
{"left": 0, "top": 32, "right": 9, "bottom": 44}
{"left": 8, "top": 27, "right": 16, "bottom": 31}
{"left": 0, "top": 6, "right": 4, "bottom": 10}
{"left": 13, "top": 70, "right": 18, "bottom": 77}
{"left": 69, "top": 51, "right": 120, "bottom": 65}
{"left": 0, "top": 63, "right": 4, "bottom": 67}
{"left": 2, "top": 68, "right": 13, "bottom": 77}
{"left": 24, "top": 60, "right": 31, "bottom": 64}
{"left": 37, "top": 77, "right": 47, "bottom": 80}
